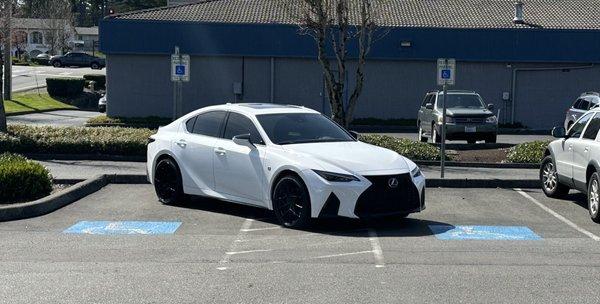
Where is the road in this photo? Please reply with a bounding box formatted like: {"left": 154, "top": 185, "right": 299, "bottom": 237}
{"left": 7, "top": 110, "right": 100, "bottom": 126}
{"left": 11, "top": 65, "right": 105, "bottom": 92}
{"left": 1, "top": 186, "right": 599, "bottom": 303}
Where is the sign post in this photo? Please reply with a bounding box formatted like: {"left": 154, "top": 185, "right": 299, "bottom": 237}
{"left": 437, "top": 58, "right": 456, "bottom": 178}
{"left": 171, "top": 46, "right": 190, "bottom": 120}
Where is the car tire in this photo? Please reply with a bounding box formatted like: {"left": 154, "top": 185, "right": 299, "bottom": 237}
{"left": 272, "top": 174, "right": 311, "bottom": 229}
{"left": 432, "top": 123, "right": 441, "bottom": 143}
{"left": 52, "top": 61, "right": 62, "bottom": 68}
{"left": 91, "top": 62, "right": 100, "bottom": 69}
{"left": 418, "top": 125, "right": 427, "bottom": 143}
{"left": 540, "top": 156, "right": 569, "bottom": 198}
{"left": 588, "top": 172, "right": 600, "bottom": 223}
{"left": 154, "top": 157, "right": 185, "bottom": 205}
{"left": 485, "top": 135, "right": 497, "bottom": 144}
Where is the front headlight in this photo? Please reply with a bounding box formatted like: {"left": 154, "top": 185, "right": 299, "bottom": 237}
{"left": 486, "top": 116, "right": 498, "bottom": 123}
{"left": 313, "top": 170, "right": 359, "bottom": 182}
{"left": 411, "top": 166, "right": 422, "bottom": 178}
{"left": 445, "top": 116, "right": 455, "bottom": 123}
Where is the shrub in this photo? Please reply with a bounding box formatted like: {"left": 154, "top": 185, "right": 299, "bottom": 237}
{"left": 505, "top": 140, "right": 551, "bottom": 164}
{"left": 86, "top": 115, "right": 172, "bottom": 129}
{"left": 46, "top": 78, "right": 85, "bottom": 97}
{"left": 1, "top": 125, "right": 154, "bottom": 156}
{"left": 83, "top": 74, "right": 106, "bottom": 89}
{"left": 0, "top": 153, "right": 52, "bottom": 203}
{"left": 351, "top": 118, "right": 417, "bottom": 126}
{"left": 359, "top": 134, "right": 446, "bottom": 161}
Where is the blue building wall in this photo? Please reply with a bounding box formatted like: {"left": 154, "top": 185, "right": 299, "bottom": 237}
{"left": 100, "top": 18, "right": 600, "bottom": 63}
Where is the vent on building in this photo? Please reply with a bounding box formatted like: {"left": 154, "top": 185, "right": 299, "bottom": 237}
{"left": 513, "top": 1, "right": 524, "bottom": 24}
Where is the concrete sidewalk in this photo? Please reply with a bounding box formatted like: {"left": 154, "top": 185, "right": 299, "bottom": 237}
{"left": 40, "top": 160, "right": 538, "bottom": 183}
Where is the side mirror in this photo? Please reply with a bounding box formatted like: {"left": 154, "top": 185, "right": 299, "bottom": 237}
{"left": 487, "top": 104, "right": 494, "bottom": 111}
{"left": 551, "top": 126, "right": 566, "bottom": 138}
{"left": 233, "top": 133, "right": 253, "bottom": 147}
{"left": 349, "top": 130, "right": 360, "bottom": 140}
{"left": 425, "top": 103, "right": 434, "bottom": 110}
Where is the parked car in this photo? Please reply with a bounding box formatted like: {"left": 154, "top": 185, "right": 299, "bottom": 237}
{"left": 31, "top": 53, "right": 51, "bottom": 65}
{"left": 49, "top": 52, "right": 106, "bottom": 69}
{"left": 417, "top": 90, "right": 498, "bottom": 144}
{"left": 564, "top": 92, "right": 600, "bottom": 130}
{"left": 98, "top": 95, "right": 107, "bottom": 113}
{"left": 542, "top": 108, "right": 600, "bottom": 223}
{"left": 147, "top": 103, "right": 426, "bottom": 228}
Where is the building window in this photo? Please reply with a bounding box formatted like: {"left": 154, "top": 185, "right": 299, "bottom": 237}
{"left": 31, "top": 32, "right": 43, "bottom": 44}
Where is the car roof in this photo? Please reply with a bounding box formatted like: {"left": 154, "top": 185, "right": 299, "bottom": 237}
{"left": 191, "top": 103, "right": 320, "bottom": 116}
{"left": 427, "top": 90, "right": 478, "bottom": 95}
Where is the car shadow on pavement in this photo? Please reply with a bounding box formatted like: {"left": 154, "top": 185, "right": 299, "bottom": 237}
{"left": 563, "top": 192, "right": 588, "bottom": 210}
{"left": 175, "top": 196, "right": 453, "bottom": 238}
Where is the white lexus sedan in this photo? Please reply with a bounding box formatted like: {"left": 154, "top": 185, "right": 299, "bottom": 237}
{"left": 147, "top": 103, "right": 426, "bottom": 228}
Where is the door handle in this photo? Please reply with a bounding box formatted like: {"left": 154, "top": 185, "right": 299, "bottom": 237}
{"left": 215, "top": 147, "right": 227, "bottom": 155}
{"left": 176, "top": 139, "right": 187, "bottom": 148}
{"left": 568, "top": 144, "right": 573, "bottom": 150}
{"left": 585, "top": 147, "right": 590, "bottom": 152}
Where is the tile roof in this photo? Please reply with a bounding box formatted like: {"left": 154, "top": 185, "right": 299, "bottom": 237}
{"left": 113, "top": 0, "right": 600, "bottom": 30}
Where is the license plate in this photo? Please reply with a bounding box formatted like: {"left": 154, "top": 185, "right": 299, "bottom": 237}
{"left": 465, "top": 127, "right": 476, "bottom": 133}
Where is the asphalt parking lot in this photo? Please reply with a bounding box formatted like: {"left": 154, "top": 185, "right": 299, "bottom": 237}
{"left": 2, "top": 185, "right": 600, "bottom": 303}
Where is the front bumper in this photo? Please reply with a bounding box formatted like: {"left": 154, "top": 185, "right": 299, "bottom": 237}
{"left": 437, "top": 123, "right": 497, "bottom": 140}
{"left": 302, "top": 170, "right": 426, "bottom": 219}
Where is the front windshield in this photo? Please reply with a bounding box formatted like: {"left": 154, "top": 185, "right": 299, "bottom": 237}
{"left": 257, "top": 113, "right": 355, "bottom": 145}
{"left": 439, "top": 94, "right": 485, "bottom": 109}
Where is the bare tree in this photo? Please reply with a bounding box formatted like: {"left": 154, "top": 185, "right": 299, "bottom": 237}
{"left": 35, "top": 0, "right": 74, "bottom": 55}
{"left": 0, "top": 0, "right": 12, "bottom": 133}
{"left": 282, "top": 0, "right": 387, "bottom": 127}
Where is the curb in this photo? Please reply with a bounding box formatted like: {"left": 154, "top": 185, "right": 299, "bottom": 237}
{"left": 12, "top": 84, "right": 47, "bottom": 94}
{"left": 416, "top": 161, "right": 539, "bottom": 169}
{"left": 0, "top": 174, "right": 149, "bottom": 222}
{"left": 6, "top": 107, "right": 77, "bottom": 117}
{"left": 426, "top": 178, "right": 539, "bottom": 188}
{"left": 24, "top": 154, "right": 147, "bottom": 162}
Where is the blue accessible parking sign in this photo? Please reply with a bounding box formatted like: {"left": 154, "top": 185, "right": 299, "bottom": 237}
{"left": 441, "top": 69, "right": 451, "bottom": 79}
{"left": 175, "top": 65, "right": 186, "bottom": 76}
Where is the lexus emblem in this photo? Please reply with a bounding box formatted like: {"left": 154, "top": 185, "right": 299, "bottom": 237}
{"left": 388, "top": 178, "right": 399, "bottom": 188}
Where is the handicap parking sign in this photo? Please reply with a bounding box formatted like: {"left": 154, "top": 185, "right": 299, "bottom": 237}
{"left": 175, "top": 65, "right": 186, "bottom": 76}
{"left": 441, "top": 69, "right": 451, "bottom": 79}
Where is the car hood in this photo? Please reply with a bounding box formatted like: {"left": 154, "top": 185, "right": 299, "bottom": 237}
{"left": 446, "top": 108, "right": 493, "bottom": 117}
{"left": 282, "top": 141, "right": 411, "bottom": 175}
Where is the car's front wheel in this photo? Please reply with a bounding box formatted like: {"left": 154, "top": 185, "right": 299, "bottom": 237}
{"left": 431, "top": 123, "right": 441, "bottom": 143}
{"left": 154, "top": 158, "right": 185, "bottom": 205}
{"left": 588, "top": 172, "right": 600, "bottom": 223}
{"left": 52, "top": 61, "right": 62, "bottom": 68}
{"left": 91, "top": 62, "right": 100, "bottom": 69}
{"left": 418, "top": 125, "right": 427, "bottom": 143}
{"left": 540, "top": 155, "right": 569, "bottom": 198}
{"left": 272, "top": 174, "right": 311, "bottom": 229}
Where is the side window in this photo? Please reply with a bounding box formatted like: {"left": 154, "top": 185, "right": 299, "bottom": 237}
{"left": 223, "top": 112, "right": 264, "bottom": 144}
{"left": 572, "top": 99, "right": 581, "bottom": 109}
{"left": 192, "top": 111, "right": 227, "bottom": 137}
{"left": 569, "top": 112, "right": 593, "bottom": 138}
{"left": 185, "top": 116, "right": 196, "bottom": 132}
{"left": 421, "top": 95, "right": 431, "bottom": 107}
{"left": 583, "top": 114, "right": 600, "bottom": 140}
{"left": 578, "top": 98, "right": 590, "bottom": 110}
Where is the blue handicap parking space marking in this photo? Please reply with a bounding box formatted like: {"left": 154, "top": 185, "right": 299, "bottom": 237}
{"left": 428, "top": 225, "right": 542, "bottom": 240}
{"left": 63, "top": 221, "right": 182, "bottom": 235}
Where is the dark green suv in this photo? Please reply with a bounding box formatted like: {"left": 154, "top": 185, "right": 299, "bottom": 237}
{"left": 417, "top": 90, "right": 498, "bottom": 144}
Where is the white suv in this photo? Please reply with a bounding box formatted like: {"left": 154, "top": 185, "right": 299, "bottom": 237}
{"left": 542, "top": 108, "right": 600, "bottom": 223}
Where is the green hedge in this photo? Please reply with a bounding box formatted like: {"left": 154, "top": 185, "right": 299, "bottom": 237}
{"left": 46, "top": 78, "right": 85, "bottom": 97}
{"left": 359, "top": 134, "right": 446, "bottom": 161}
{"left": 83, "top": 74, "right": 106, "bottom": 89}
{"left": 1, "top": 125, "right": 154, "bottom": 155}
{"left": 505, "top": 140, "right": 551, "bottom": 164}
{"left": 0, "top": 153, "right": 52, "bottom": 203}
{"left": 86, "top": 115, "right": 172, "bottom": 129}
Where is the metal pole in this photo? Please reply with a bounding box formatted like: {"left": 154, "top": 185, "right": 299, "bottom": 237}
{"left": 441, "top": 83, "right": 447, "bottom": 178}
{"left": 172, "top": 46, "right": 179, "bottom": 121}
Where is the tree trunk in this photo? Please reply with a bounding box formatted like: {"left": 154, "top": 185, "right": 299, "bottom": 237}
{"left": 3, "top": 0, "right": 11, "bottom": 101}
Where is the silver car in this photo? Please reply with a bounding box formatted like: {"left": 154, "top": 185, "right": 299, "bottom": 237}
{"left": 564, "top": 92, "right": 600, "bottom": 130}
{"left": 543, "top": 107, "right": 600, "bottom": 223}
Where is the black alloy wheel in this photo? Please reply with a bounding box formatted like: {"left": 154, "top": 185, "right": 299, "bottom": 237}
{"left": 272, "top": 175, "right": 311, "bottom": 228}
{"left": 154, "top": 158, "right": 184, "bottom": 205}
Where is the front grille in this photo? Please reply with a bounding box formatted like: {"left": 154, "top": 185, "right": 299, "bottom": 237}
{"left": 354, "top": 174, "right": 421, "bottom": 218}
{"left": 454, "top": 117, "right": 486, "bottom": 124}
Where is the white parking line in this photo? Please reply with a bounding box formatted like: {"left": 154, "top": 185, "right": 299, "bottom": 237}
{"left": 312, "top": 250, "right": 374, "bottom": 259}
{"left": 226, "top": 249, "right": 273, "bottom": 255}
{"left": 515, "top": 188, "right": 600, "bottom": 241}
{"left": 241, "top": 227, "right": 281, "bottom": 232}
{"left": 217, "top": 218, "right": 254, "bottom": 270}
{"left": 368, "top": 229, "right": 385, "bottom": 268}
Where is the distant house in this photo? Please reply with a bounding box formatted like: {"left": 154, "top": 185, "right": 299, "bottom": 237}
{"left": 74, "top": 27, "right": 99, "bottom": 53}
{"left": 8, "top": 18, "right": 73, "bottom": 57}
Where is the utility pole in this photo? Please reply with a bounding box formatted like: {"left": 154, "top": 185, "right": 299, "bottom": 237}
{"left": 3, "top": 0, "right": 11, "bottom": 101}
